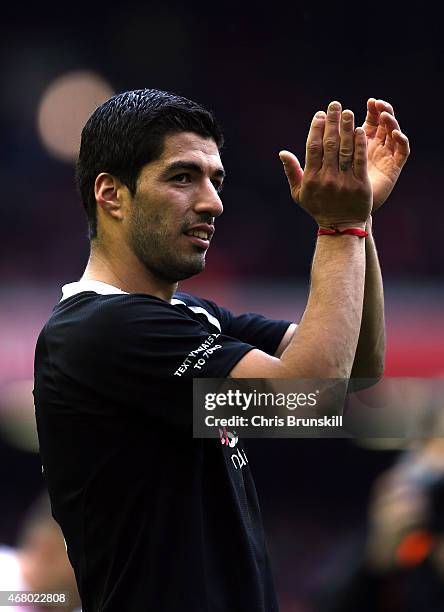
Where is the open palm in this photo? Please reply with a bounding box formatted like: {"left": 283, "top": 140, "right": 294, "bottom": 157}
{"left": 363, "top": 98, "right": 410, "bottom": 211}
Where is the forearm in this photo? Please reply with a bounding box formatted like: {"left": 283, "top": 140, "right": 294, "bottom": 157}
{"left": 231, "top": 234, "right": 367, "bottom": 379}
{"left": 279, "top": 234, "right": 366, "bottom": 378}
{"left": 350, "top": 217, "right": 385, "bottom": 380}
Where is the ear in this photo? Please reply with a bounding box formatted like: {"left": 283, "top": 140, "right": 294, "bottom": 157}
{"left": 94, "top": 173, "right": 128, "bottom": 222}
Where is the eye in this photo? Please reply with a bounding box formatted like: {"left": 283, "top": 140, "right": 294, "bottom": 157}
{"left": 172, "top": 173, "right": 191, "bottom": 183}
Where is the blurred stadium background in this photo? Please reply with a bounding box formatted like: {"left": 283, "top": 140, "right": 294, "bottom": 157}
{"left": 0, "top": 3, "right": 442, "bottom": 610}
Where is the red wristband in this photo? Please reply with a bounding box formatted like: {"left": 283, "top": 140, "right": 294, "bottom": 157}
{"left": 318, "top": 227, "right": 368, "bottom": 237}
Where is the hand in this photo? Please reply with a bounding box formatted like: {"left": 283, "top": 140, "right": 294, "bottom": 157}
{"left": 362, "top": 98, "right": 410, "bottom": 211}
{"left": 280, "top": 101, "right": 372, "bottom": 228}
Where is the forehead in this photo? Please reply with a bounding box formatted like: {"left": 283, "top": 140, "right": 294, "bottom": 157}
{"left": 157, "top": 131, "right": 222, "bottom": 169}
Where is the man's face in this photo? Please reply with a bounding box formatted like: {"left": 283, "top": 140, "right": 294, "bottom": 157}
{"left": 127, "top": 131, "right": 224, "bottom": 282}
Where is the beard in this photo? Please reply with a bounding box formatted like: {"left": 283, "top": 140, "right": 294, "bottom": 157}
{"left": 128, "top": 199, "right": 207, "bottom": 283}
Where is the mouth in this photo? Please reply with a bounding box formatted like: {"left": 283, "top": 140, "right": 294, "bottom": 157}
{"left": 183, "top": 225, "right": 214, "bottom": 250}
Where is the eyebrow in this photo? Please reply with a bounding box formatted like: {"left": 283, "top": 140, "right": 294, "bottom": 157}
{"left": 162, "top": 160, "right": 226, "bottom": 180}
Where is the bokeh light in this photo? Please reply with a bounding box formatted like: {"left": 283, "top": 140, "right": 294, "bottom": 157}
{"left": 37, "top": 70, "right": 113, "bottom": 162}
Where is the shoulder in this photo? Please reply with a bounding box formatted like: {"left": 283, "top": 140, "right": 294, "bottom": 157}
{"left": 173, "top": 291, "right": 218, "bottom": 309}
{"left": 173, "top": 292, "right": 225, "bottom": 332}
{"left": 173, "top": 292, "right": 228, "bottom": 320}
{"left": 48, "top": 292, "right": 196, "bottom": 341}
{"left": 55, "top": 292, "right": 183, "bottom": 318}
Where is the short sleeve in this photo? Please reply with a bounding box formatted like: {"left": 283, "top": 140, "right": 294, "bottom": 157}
{"left": 71, "top": 294, "right": 255, "bottom": 380}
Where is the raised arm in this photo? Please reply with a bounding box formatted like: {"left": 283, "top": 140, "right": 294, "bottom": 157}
{"left": 230, "top": 102, "right": 372, "bottom": 379}
{"left": 274, "top": 99, "right": 410, "bottom": 381}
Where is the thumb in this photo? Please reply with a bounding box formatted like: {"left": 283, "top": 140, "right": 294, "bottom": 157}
{"left": 279, "top": 150, "right": 303, "bottom": 194}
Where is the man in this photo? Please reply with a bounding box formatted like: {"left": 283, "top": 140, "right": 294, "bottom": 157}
{"left": 33, "top": 89, "right": 409, "bottom": 611}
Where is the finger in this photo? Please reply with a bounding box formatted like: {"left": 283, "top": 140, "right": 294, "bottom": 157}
{"left": 279, "top": 150, "right": 304, "bottom": 193}
{"left": 362, "top": 97, "right": 380, "bottom": 139}
{"left": 352, "top": 127, "right": 368, "bottom": 180}
{"left": 381, "top": 111, "right": 400, "bottom": 134}
{"left": 380, "top": 111, "right": 401, "bottom": 151}
{"left": 304, "top": 110, "right": 326, "bottom": 175}
{"left": 392, "top": 130, "right": 410, "bottom": 168}
{"left": 339, "top": 110, "right": 355, "bottom": 172}
{"left": 375, "top": 98, "right": 394, "bottom": 116}
{"left": 374, "top": 101, "right": 396, "bottom": 144}
{"left": 322, "top": 101, "right": 342, "bottom": 172}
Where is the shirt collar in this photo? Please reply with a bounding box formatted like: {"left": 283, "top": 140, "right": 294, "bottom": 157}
{"left": 60, "top": 280, "right": 128, "bottom": 301}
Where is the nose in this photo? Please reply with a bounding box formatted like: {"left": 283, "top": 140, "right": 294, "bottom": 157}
{"left": 193, "top": 179, "right": 224, "bottom": 218}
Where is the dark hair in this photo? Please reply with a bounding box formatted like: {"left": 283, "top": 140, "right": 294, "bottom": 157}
{"left": 76, "top": 88, "right": 224, "bottom": 240}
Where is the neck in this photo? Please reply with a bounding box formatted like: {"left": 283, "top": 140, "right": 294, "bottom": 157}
{"left": 81, "top": 241, "right": 178, "bottom": 303}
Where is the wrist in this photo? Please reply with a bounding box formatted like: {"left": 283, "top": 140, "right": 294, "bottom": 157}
{"left": 318, "top": 221, "right": 368, "bottom": 232}
{"left": 318, "top": 226, "right": 368, "bottom": 238}
{"left": 315, "top": 215, "right": 369, "bottom": 231}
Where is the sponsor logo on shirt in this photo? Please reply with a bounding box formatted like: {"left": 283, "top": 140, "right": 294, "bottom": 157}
{"left": 219, "top": 427, "right": 238, "bottom": 448}
{"left": 219, "top": 427, "right": 249, "bottom": 471}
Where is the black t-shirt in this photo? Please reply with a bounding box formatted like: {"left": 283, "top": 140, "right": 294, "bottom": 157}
{"left": 33, "top": 281, "right": 291, "bottom": 612}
